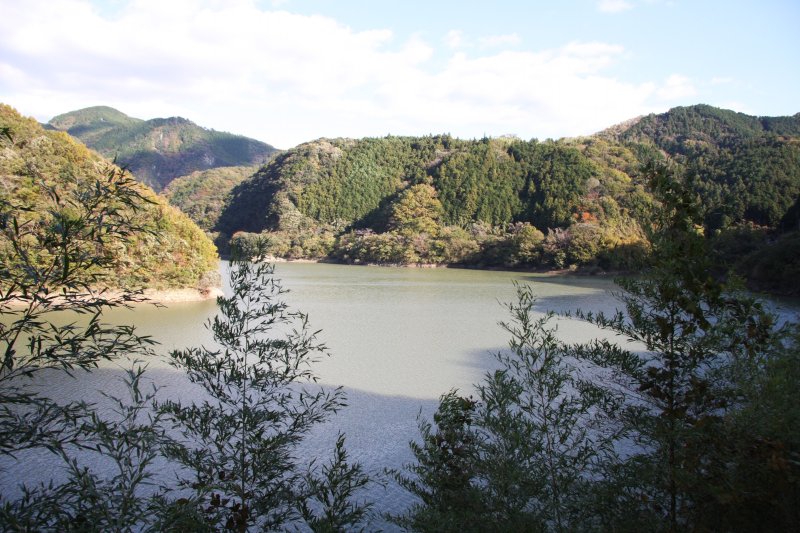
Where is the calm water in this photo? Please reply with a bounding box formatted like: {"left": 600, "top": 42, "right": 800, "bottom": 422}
{"left": 3, "top": 261, "right": 798, "bottom": 525}
{"left": 80, "top": 261, "right": 627, "bottom": 398}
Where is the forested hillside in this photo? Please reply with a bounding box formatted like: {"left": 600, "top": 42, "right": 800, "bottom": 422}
{"left": 1, "top": 104, "right": 220, "bottom": 292}
{"left": 48, "top": 106, "right": 278, "bottom": 191}
{"left": 212, "top": 105, "right": 800, "bottom": 292}
{"left": 603, "top": 105, "right": 800, "bottom": 292}
{"left": 605, "top": 104, "right": 800, "bottom": 229}
{"left": 162, "top": 165, "right": 258, "bottom": 232}
{"left": 216, "top": 134, "right": 649, "bottom": 269}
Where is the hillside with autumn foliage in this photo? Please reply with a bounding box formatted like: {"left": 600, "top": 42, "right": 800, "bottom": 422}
{"left": 1, "top": 104, "right": 220, "bottom": 293}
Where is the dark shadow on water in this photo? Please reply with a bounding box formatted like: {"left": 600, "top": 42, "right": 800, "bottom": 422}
{"left": 528, "top": 285, "right": 623, "bottom": 316}
{"left": 0, "top": 364, "right": 438, "bottom": 531}
{"left": 517, "top": 273, "right": 621, "bottom": 291}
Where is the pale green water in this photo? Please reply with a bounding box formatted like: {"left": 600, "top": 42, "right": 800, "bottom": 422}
{"left": 99, "top": 261, "right": 624, "bottom": 399}
{"left": 5, "top": 261, "right": 798, "bottom": 524}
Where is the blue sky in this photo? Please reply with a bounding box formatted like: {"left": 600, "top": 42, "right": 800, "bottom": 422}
{"left": 1, "top": 0, "right": 797, "bottom": 148}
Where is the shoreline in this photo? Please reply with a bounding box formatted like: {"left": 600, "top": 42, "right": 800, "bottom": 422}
{"left": 2, "top": 286, "right": 224, "bottom": 308}
{"left": 259, "top": 255, "right": 625, "bottom": 278}
{"left": 136, "top": 287, "right": 224, "bottom": 303}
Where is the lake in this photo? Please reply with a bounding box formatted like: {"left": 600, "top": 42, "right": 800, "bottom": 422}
{"left": 2, "top": 261, "right": 798, "bottom": 526}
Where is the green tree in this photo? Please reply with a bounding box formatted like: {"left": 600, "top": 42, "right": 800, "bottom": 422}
{"left": 0, "top": 156, "right": 174, "bottom": 529}
{"left": 1, "top": 366, "right": 172, "bottom": 531}
{"left": 390, "top": 391, "right": 486, "bottom": 533}
{"left": 160, "top": 250, "right": 366, "bottom": 531}
{"left": 704, "top": 323, "right": 800, "bottom": 531}
{"left": 476, "top": 285, "right": 623, "bottom": 531}
{"left": 389, "top": 184, "right": 444, "bottom": 237}
{"left": 0, "top": 162, "right": 156, "bottom": 454}
{"left": 298, "top": 433, "right": 374, "bottom": 533}
{"left": 393, "top": 285, "right": 623, "bottom": 532}
{"left": 0, "top": 122, "right": 371, "bottom": 530}
{"left": 575, "top": 164, "right": 785, "bottom": 530}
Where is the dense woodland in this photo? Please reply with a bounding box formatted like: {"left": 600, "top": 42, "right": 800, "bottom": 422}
{"left": 0, "top": 104, "right": 219, "bottom": 291}
{"left": 41, "top": 104, "right": 800, "bottom": 293}
{"left": 162, "top": 165, "right": 258, "bottom": 232}
{"left": 47, "top": 106, "right": 278, "bottom": 192}
{"left": 197, "top": 105, "right": 799, "bottom": 294}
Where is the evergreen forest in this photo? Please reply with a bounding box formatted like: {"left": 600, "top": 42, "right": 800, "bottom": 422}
{"left": 205, "top": 105, "right": 800, "bottom": 294}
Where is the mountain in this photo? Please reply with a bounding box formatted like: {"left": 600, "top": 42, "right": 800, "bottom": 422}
{"left": 210, "top": 105, "right": 799, "bottom": 292}
{"left": 605, "top": 104, "right": 800, "bottom": 149}
{"left": 214, "top": 134, "right": 649, "bottom": 268}
{"left": 48, "top": 106, "right": 279, "bottom": 191}
{"left": 604, "top": 104, "right": 800, "bottom": 229}
{"left": 1, "top": 104, "right": 219, "bottom": 293}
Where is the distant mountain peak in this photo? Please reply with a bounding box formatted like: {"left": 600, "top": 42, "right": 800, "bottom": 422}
{"left": 49, "top": 106, "right": 140, "bottom": 130}
{"left": 48, "top": 106, "right": 279, "bottom": 191}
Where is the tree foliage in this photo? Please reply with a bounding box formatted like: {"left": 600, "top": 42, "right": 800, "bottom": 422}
{"left": 0, "top": 104, "right": 220, "bottom": 291}
{"left": 573, "top": 164, "right": 798, "bottom": 530}
{"left": 392, "top": 285, "right": 624, "bottom": 532}
{"left": 0, "top": 123, "right": 172, "bottom": 529}
{"left": 163, "top": 165, "right": 258, "bottom": 232}
{"left": 393, "top": 163, "right": 799, "bottom": 531}
{"left": 389, "top": 184, "right": 444, "bottom": 236}
{"left": 159, "top": 249, "right": 373, "bottom": 531}
{"left": 2, "top": 104, "right": 374, "bottom": 531}
{"left": 210, "top": 105, "right": 800, "bottom": 290}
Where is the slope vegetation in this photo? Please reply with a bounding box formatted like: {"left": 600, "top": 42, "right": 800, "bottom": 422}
{"left": 214, "top": 106, "right": 800, "bottom": 290}
{"left": 162, "top": 165, "right": 258, "bottom": 232}
{"left": 606, "top": 104, "right": 800, "bottom": 229}
{"left": 1, "top": 104, "right": 219, "bottom": 292}
{"left": 49, "top": 106, "right": 278, "bottom": 191}
{"left": 216, "top": 135, "right": 648, "bottom": 269}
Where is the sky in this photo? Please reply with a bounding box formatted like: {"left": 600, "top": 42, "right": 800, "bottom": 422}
{"left": 0, "top": 0, "right": 798, "bottom": 149}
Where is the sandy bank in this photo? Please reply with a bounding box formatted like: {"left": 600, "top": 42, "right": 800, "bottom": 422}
{"left": 2, "top": 286, "right": 224, "bottom": 308}
{"left": 137, "top": 287, "right": 224, "bottom": 303}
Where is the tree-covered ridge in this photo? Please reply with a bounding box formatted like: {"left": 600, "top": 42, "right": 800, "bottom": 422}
{"left": 0, "top": 104, "right": 219, "bottom": 291}
{"left": 607, "top": 104, "right": 800, "bottom": 149}
{"left": 222, "top": 134, "right": 644, "bottom": 234}
{"left": 212, "top": 105, "right": 800, "bottom": 289}
{"left": 605, "top": 104, "right": 800, "bottom": 228}
{"left": 48, "top": 105, "right": 143, "bottom": 141}
{"left": 48, "top": 106, "right": 279, "bottom": 192}
{"left": 217, "top": 134, "right": 649, "bottom": 270}
{"left": 162, "top": 165, "right": 258, "bottom": 232}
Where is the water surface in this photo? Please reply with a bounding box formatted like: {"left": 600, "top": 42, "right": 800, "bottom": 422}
{"left": 4, "top": 261, "right": 797, "bottom": 525}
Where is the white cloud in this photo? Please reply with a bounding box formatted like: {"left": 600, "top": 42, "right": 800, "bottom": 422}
{"left": 597, "top": 0, "right": 634, "bottom": 13}
{"left": 0, "top": 0, "right": 676, "bottom": 147}
{"left": 656, "top": 74, "right": 697, "bottom": 100}
{"left": 444, "top": 30, "right": 463, "bottom": 49}
{"left": 478, "top": 33, "right": 521, "bottom": 49}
